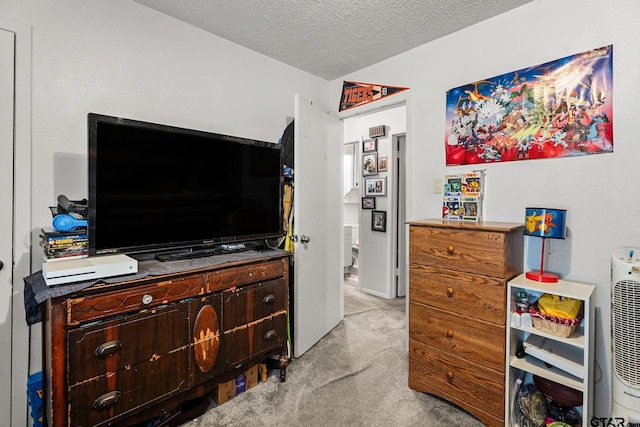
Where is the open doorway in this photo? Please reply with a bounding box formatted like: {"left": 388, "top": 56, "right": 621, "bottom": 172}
{"left": 342, "top": 105, "right": 406, "bottom": 299}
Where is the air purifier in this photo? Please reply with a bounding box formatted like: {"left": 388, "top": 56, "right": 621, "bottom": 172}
{"left": 611, "top": 248, "right": 640, "bottom": 422}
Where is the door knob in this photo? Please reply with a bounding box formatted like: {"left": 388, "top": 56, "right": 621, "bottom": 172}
{"left": 0, "top": 260, "right": 3, "bottom": 270}
{"left": 300, "top": 235, "right": 310, "bottom": 244}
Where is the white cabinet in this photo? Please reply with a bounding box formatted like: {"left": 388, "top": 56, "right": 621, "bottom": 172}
{"left": 505, "top": 274, "right": 595, "bottom": 426}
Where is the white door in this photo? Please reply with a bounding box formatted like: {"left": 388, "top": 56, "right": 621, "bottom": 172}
{"left": 293, "top": 95, "right": 343, "bottom": 357}
{"left": 0, "top": 27, "right": 15, "bottom": 424}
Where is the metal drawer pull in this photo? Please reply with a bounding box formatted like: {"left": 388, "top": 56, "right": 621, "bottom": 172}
{"left": 446, "top": 245, "right": 454, "bottom": 254}
{"left": 446, "top": 287, "right": 454, "bottom": 298}
{"left": 94, "top": 340, "right": 123, "bottom": 357}
{"left": 264, "top": 330, "right": 277, "bottom": 340}
{"left": 93, "top": 391, "right": 121, "bottom": 408}
{"left": 263, "top": 294, "right": 276, "bottom": 304}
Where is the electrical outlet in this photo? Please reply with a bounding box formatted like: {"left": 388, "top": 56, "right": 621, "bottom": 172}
{"left": 433, "top": 178, "right": 442, "bottom": 194}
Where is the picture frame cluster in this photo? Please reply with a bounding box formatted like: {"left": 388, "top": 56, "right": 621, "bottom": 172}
{"left": 361, "top": 136, "right": 388, "bottom": 232}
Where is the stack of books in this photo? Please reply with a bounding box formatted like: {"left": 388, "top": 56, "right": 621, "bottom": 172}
{"left": 40, "top": 227, "right": 88, "bottom": 262}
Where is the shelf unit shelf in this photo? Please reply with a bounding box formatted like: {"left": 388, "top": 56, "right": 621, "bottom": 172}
{"left": 510, "top": 324, "right": 585, "bottom": 349}
{"left": 505, "top": 274, "right": 595, "bottom": 426}
{"left": 510, "top": 356, "right": 583, "bottom": 391}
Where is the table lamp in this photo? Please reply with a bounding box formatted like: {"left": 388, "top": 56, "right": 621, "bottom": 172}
{"left": 524, "top": 207, "right": 567, "bottom": 282}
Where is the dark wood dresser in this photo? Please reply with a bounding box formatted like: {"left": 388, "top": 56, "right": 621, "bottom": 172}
{"left": 43, "top": 252, "right": 290, "bottom": 427}
{"left": 407, "top": 219, "right": 523, "bottom": 427}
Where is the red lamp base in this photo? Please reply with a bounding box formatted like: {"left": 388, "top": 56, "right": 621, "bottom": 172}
{"left": 526, "top": 271, "right": 559, "bottom": 283}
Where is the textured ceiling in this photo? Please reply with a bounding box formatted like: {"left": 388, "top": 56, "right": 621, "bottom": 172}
{"left": 132, "top": 0, "right": 533, "bottom": 80}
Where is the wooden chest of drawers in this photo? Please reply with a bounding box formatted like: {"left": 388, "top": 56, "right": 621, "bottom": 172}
{"left": 43, "top": 252, "right": 289, "bottom": 427}
{"left": 407, "top": 220, "right": 523, "bottom": 427}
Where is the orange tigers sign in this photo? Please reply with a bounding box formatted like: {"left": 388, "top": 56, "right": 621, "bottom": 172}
{"left": 339, "top": 81, "right": 409, "bottom": 112}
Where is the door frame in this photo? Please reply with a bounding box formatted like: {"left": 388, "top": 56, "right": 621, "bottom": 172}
{"left": 0, "top": 16, "right": 32, "bottom": 427}
{"left": 338, "top": 94, "right": 413, "bottom": 301}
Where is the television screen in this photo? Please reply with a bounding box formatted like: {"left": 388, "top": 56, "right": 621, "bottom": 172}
{"left": 88, "top": 114, "right": 283, "bottom": 256}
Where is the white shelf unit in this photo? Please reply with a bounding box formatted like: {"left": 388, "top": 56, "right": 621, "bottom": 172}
{"left": 505, "top": 274, "right": 595, "bottom": 426}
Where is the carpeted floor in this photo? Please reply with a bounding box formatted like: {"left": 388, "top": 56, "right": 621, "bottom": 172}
{"left": 181, "top": 278, "right": 484, "bottom": 427}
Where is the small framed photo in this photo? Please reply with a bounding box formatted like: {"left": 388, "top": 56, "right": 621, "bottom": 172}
{"left": 378, "top": 155, "right": 388, "bottom": 172}
{"left": 361, "top": 196, "right": 376, "bottom": 209}
{"left": 364, "top": 177, "right": 386, "bottom": 196}
{"left": 363, "top": 138, "right": 377, "bottom": 152}
{"left": 371, "top": 210, "right": 386, "bottom": 232}
{"left": 362, "top": 152, "right": 378, "bottom": 176}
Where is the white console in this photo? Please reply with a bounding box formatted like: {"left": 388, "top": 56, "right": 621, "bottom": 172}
{"left": 42, "top": 254, "right": 138, "bottom": 286}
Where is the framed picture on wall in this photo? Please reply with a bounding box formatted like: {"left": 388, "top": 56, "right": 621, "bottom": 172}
{"left": 363, "top": 138, "right": 377, "bottom": 152}
{"left": 362, "top": 152, "right": 378, "bottom": 176}
{"left": 371, "top": 210, "right": 386, "bottom": 232}
{"left": 364, "top": 176, "right": 386, "bottom": 196}
{"left": 361, "top": 197, "right": 376, "bottom": 209}
{"left": 378, "top": 155, "right": 388, "bottom": 172}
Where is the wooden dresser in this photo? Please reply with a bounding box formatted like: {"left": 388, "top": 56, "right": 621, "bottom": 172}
{"left": 43, "top": 252, "right": 290, "bottom": 427}
{"left": 407, "top": 219, "right": 523, "bottom": 427}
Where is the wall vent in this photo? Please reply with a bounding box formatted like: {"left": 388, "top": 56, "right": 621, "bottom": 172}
{"left": 369, "top": 125, "right": 385, "bottom": 138}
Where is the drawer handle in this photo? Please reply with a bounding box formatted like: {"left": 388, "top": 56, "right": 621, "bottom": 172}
{"left": 264, "top": 329, "right": 277, "bottom": 340}
{"left": 446, "top": 371, "right": 454, "bottom": 381}
{"left": 94, "top": 340, "right": 123, "bottom": 357}
{"left": 446, "top": 244, "right": 454, "bottom": 255}
{"left": 446, "top": 287, "right": 454, "bottom": 298}
{"left": 445, "top": 330, "right": 454, "bottom": 339}
{"left": 142, "top": 294, "right": 153, "bottom": 305}
{"left": 263, "top": 294, "right": 276, "bottom": 304}
{"left": 93, "top": 391, "right": 121, "bottom": 408}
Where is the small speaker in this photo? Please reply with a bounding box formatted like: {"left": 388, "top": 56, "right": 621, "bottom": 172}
{"left": 369, "top": 125, "right": 385, "bottom": 138}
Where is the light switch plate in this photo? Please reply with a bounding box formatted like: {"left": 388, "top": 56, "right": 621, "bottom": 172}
{"left": 433, "top": 178, "right": 442, "bottom": 194}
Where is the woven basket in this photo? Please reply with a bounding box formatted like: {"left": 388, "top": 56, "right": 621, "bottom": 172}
{"left": 529, "top": 305, "right": 581, "bottom": 338}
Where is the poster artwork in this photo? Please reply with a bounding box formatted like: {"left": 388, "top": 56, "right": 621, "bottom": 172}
{"left": 445, "top": 45, "right": 613, "bottom": 165}
{"left": 340, "top": 81, "right": 409, "bottom": 112}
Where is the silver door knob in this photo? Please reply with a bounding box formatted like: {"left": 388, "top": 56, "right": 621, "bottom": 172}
{"left": 300, "top": 235, "right": 310, "bottom": 244}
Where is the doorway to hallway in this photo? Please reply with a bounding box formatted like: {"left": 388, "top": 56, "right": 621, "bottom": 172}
{"left": 342, "top": 104, "right": 407, "bottom": 300}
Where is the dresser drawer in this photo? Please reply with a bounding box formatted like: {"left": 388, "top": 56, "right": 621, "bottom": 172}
{"left": 408, "top": 338, "right": 504, "bottom": 423}
{"left": 409, "top": 302, "right": 504, "bottom": 371}
{"left": 67, "top": 274, "right": 205, "bottom": 325}
{"left": 409, "top": 264, "right": 505, "bottom": 323}
{"left": 224, "top": 312, "right": 287, "bottom": 365}
{"left": 222, "top": 279, "right": 286, "bottom": 329}
{"left": 409, "top": 226, "right": 511, "bottom": 278}
{"left": 68, "top": 305, "right": 190, "bottom": 384}
{"left": 68, "top": 346, "right": 188, "bottom": 427}
{"left": 207, "top": 259, "right": 285, "bottom": 292}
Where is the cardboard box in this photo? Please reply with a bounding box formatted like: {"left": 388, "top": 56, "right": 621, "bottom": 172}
{"left": 245, "top": 365, "right": 259, "bottom": 390}
{"left": 214, "top": 379, "right": 236, "bottom": 404}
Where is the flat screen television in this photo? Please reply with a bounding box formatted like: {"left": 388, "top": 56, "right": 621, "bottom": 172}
{"left": 88, "top": 113, "right": 283, "bottom": 257}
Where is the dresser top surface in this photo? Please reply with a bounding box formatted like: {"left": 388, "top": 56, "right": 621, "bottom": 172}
{"left": 407, "top": 218, "right": 524, "bottom": 232}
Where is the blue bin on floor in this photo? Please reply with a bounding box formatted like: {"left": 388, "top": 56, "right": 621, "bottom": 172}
{"left": 27, "top": 371, "right": 44, "bottom": 427}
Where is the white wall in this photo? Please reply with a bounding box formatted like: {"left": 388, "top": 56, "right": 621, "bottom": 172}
{"left": 344, "top": 106, "right": 405, "bottom": 298}
{"left": 0, "top": 1, "right": 329, "bottom": 420}
{"left": 332, "top": 0, "right": 640, "bottom": 416}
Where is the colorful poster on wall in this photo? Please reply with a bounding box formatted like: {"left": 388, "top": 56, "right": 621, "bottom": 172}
{"left": 339, "top": 81, "right": 409, "bottom": 112}
{"left": 444, "top": 45, "right": 613, "bottom": 166}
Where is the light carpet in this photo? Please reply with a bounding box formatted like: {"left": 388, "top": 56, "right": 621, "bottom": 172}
{"left": 181, "top": 282, "right": 484, "bottom": 427}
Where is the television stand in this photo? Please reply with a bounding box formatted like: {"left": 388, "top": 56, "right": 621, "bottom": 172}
{"left": 43, "top": 251, "right": 290, "bottom": 427}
